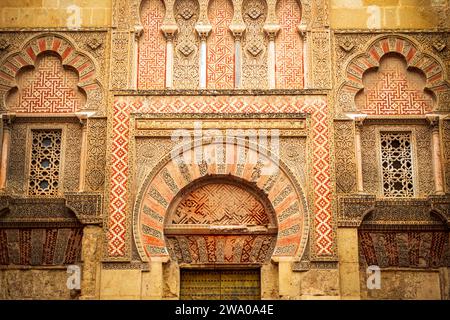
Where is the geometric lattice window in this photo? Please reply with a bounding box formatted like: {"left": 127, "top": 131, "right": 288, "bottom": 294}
{"left": 380, "top": 132, "right": 414, "bottom": 197}
{"left": 28, "top": 130, "right": 62, "bottom": 196}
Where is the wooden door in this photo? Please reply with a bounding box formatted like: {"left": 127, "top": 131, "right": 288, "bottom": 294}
{"left": 180, "top": 269, "right": 261, "bottom": 300}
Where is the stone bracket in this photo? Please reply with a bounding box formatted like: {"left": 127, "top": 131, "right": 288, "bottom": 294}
{"left": 65, "top": 192, "right": 103, "bottom": 225}
{"left": 338, "top": 194, "right": 376, "bottom": 227}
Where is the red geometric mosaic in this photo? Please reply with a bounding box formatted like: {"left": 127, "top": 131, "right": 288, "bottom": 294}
{"left": 275, "top": 0, "right": 303, "bottom": 89}
{"left": 7, "top": 55, "right": 84, "bottom": 113}
{"left": 207, "top": 0, "right": 234, "bottom": 89}
{"left": 108, "top": 95, "right": 332, "bottom": 257}
{"left": 355, "top": 54, "right": 434, "bottom": 115}
{"left": 173, "top": 183, "right": 269, "bottom": 225}
{"left": 137, "top": 0, "right": 166, "bottom": 89}
{"left": 342, "top": 36, "right": 447, "bottom": 114}
{"left": 0, "top": 35, "right": 97, "bottom": 111}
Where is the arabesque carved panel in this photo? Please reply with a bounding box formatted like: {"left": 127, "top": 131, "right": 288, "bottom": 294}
{"left": 242, "top": 0, "right": 268, "bottom": 89}
{"left": 174, "top": 0, "right": 200, "bottom": 89}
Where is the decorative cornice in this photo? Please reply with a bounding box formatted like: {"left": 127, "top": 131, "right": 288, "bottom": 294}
{"left": 0, "top": 28, "right": 109, "bottom": 32}
{"left": 292, "top": 260, "right": 339, "bottom": 271}
{"left": 333, "top": 29, "right": 450, "bottom": 34}
{"left": 112, "top": 89, "right": 330, "bottom": 96}
{"left": 338, "top": 194, "right": 450, "bottom": 228}
{"left": 0, "top": 193, "right": 103, "bottom": 226}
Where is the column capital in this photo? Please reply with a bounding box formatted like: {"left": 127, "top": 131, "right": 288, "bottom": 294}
{"left": 263, "top": 23, "right": 280, "bottom": 40}
{"left": 75, "top": 111, "right": 95, "bottom": 126}
{"left": 195, "top": 24, "right": 212, "bottom": 41}
{"left": 2, "top": 114, "right": 16, "bottom": 128}
{"left": 297, "top": 24, "right": 308, "bottom": 39}
{"left": 133, "top": 24, "right": 144, "bottom": 40}
{"left": 426, "top": 114, "right": 440, "bottom": 130}
{"left": 354, "top": 116, "right": 367, "bottom": 128}
{"left": 230, "top": 24, "right": 246, "bottom": 40}
{"left": 161, "top": 24, "right": 178, "bottom": 41}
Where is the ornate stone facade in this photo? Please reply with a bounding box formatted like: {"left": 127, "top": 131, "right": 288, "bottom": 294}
{"left": 0, "top": 0, "right": 449, "bottom": 300}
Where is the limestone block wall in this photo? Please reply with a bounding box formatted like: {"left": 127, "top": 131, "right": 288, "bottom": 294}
{"left": 0, "top": 268, "right": 75, "bottom": 299}
{"left": 0, "top": 0, "right": 112, "bottom": 28}
{"left": 98, "top": 262, "right": 341, "bottom": 300}
{"left": 330, "top": 0, "right": 450, "bottom": 29}
{"left": 359, "top": 269, "right": 448, "bottom": 300}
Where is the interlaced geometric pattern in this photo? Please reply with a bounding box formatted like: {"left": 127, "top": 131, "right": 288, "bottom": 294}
{"left": 109, "top": 96, "right": 332, "bottom": 257}
{"left": 137, "top": 0, "right": 166, "bottom": 89}
{"left": 7, "top": 55, "right": 84, "bottom": 113}
{"left": 275, "top": 0, "right": 303, "bottom": 89}
{"left": 206, "top": 0, "right": 234, "bottom": 89}
{"left": 380, "top": 132, "right": 414, "bottom": 197}
{"left": 173, "top": 183, "right": 269, "bottom": 225}
{"left": 28, "top": 130, "right": 62, "bottom": 196}
{"left": 356, "top": 55, "right": 433, "bottom": 115}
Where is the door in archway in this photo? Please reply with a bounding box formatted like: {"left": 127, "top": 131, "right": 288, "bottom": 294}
{"left": 180, "top": 269, "right": 261, "bottom": 300}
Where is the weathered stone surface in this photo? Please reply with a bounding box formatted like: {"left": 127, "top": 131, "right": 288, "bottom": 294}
{"left": 261, "top": 263, "right": 278, "bottom": 299}
{"left": 0, "top": 268, "right": 73, "bottom": 300}
{"left": 99, "top": 269, "right": 142, "bottom": 300}
{"left": 80, "top": 226, "right": 102, "bottom": 300}
{"left": 299, "top": 269, "right": 340, "bottom": 299}
{"left": 360, "top": 269, "right": 442, "bottom": 300}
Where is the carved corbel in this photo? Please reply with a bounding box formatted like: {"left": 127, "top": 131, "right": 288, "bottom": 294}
{"left": 65, "top": 192, "right": 103, "bottom": 225}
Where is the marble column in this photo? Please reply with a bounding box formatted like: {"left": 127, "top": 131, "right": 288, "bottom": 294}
{"left": 298, "top": 24, "right": 307, "bottom": 88}
{"left": 195, "top": 24, "right": 212, "bottom": 89}
{"left": 0, "top": 115, "right": 14, "bottom": 191}
{"left": 162, "top": 25, "right": 178, "bottom": 89}
{"left": 354, "top": 116, "right": 366, "bottom": 193}
{"left": 427, "top": 115, "right": 445, "bottom": 195}
{"left": 77, "top": 116, "right": 88, "bottom": 192}
{"left": 230, "top": 24, "right": 245, "bottom": 89}
{"left": 264, "top": 24, "right": 280, "bottom": 89}
{"left": 133, "top": 25, "right": 144, "bottom": 90}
